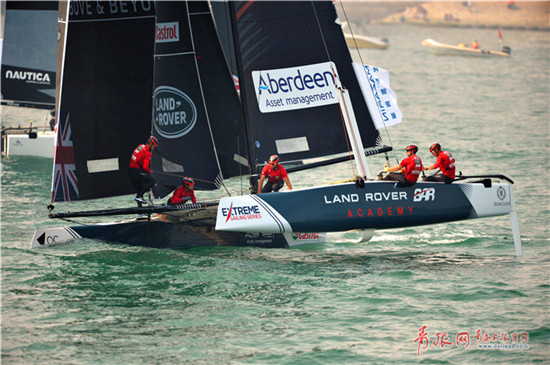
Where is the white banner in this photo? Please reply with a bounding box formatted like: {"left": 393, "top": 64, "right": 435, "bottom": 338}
{"left": 252, "top": 62, "right": 340, "bottom": 113}
{"left": 353, "top": 63, "right": 402, "bottom": 129}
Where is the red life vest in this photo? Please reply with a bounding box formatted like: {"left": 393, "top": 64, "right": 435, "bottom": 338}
{"left": 129, "top": 144, "right": 152, "bottom": 173}
{"left": 261, "top": 164, "right": 288, "bottom": 183}
{"left": 437, "top": 151, "right": 456, "bottom": 179}
{"left": 170, "top": 185, "right": 197, "bottom": 204}
{"left": 401, "top": 155, "right": 423, "bottom": 183}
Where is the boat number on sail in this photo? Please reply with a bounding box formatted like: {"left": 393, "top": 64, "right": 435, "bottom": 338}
{"left": 252, "top": 62, "right": 340, "bottom": 113}
{"left": 153, "top": 86, "right": 197, "bottom": 139}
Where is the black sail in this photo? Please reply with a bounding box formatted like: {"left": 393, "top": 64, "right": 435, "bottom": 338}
{"left": 51, "top": 1, "right": 156, "bottom": 202}
{"left": 151, "top": 1, "right": 246, "bottom": 197}
{"left": 1, "top": 1, "right": 58, "bottom": 109}
{"left": 190, "top": 2, "right": 248, "bottom": 180}
{"left": 228, "top": 1, "right": 380, "bottom": 172}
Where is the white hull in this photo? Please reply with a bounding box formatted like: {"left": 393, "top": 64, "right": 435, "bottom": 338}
{"left": 3, "top": 131, "right": 55, "bottom": 158}
{"left": 422, "top": 38, "right": 510, "bottom": 57}
{"left": 345, "top": 33, "right": 388, "bottom": 49}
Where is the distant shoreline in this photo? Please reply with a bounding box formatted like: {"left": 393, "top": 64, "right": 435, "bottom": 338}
{"left": 340, "top": 1, "right": 550, "bottom": 31}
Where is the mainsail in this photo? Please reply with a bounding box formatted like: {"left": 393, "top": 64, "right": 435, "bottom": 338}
{"left": 151, "top": 1, "right": 246, "bottom": 197}
{"left": 228, "top": 0, "right": 381, "bottom": 173}
{"left": 1, "top": 1, "right": 57, "bottom": 109}
{"left": 51, "top": 0, "right": 156, "bottom": 202}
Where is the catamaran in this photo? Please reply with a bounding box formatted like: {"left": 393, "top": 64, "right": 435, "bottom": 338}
{"left": 31, "top": 0, "right": 521, "bottom": 255}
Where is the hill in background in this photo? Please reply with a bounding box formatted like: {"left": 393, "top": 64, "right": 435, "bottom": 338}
{"left": 339, "top": 1, "right": 549, "bottom": 31}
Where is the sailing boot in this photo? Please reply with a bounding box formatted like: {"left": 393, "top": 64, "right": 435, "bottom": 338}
{"left": 135, "top": 196, "right": 146, "bottom": 207}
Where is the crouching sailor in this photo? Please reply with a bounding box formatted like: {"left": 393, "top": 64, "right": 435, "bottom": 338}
{"left": 383, "top": 144, "right": 423, "bottom": 187}
{"left": 168, "top": 177, "right": 197, "bottom": 205}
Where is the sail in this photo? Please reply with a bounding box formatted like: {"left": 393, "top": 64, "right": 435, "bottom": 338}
{"left": 228, "top": 0, "right": 381, "bottom": 172}
{"left": 1, "top": 1, "right": 57, "bottom": 109}
{"left": 51, "top": 0, "right": 156, "bottom": 202}
{"left": 151, "top": 1, "right": 246, "bottom": 197}
{"left": 210, "top": 0, "right": 239, "bottom": 77}
{"left": 189, "top": 2, "right": 248, "bottom": 180}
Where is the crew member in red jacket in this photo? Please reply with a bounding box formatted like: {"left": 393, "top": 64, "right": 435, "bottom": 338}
{"left": 257, "top": 154, "right": 293, "bottom": 194}
{"left": 423, "top": 143, "right": 456, "bottom": 184}
{"left": 168, "top": 177, "right": 197, "bottom": 205}
{"left": 384, "top": 144, "right": 423, "bottom": 187}
{"left": 129, "top": 136, "right": 158, "bottom": 206}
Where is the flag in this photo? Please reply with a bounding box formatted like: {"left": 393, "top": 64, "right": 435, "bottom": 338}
{"left": 353, "top": 63, "right": 403, "bottom": 129}
{"left": 51, "top": 112, "right": 79, "bottom": 202}
{"left": 498, "top": 28, "right": 502, "bottom": 38}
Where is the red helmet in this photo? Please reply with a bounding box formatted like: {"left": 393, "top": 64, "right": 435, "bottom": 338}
{"left": 429, "top": 143, "right": 441, "bottom": 152}
{"left": 182, "top": 177, "right": 195, "bottom": 186}
{"left": 269, "top": 154, "right": 279, "bottom": 164}
{"left": 405, "top": 144, "right": 418, "bottom": 153}
{"left": 148, "top": 136, "right": 159, "bottom": 147}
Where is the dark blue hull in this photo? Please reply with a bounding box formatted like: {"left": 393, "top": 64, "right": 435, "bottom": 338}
{"left": 217, "top": 180, "right": 513, "bottom": 233}
{"left": 32, "top": 219, "right": 291, "bottom": 249}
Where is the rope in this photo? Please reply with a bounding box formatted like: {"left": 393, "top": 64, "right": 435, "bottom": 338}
{"left": 334, "top": 1, "right": 399, "bottom": 165}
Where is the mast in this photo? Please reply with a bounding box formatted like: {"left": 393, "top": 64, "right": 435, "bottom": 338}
{"left": 227, "top": 1, "right": 257, "bottom": 192}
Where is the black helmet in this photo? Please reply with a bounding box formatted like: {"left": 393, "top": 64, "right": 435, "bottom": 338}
{"left": 148, "top": 136, "right": 159, "bottom": 147}
{"left": 405, "top": 144, "right": 418, "bottom": 153}
{"left": 429, "top": 143, "right": 441, "bottom": 152}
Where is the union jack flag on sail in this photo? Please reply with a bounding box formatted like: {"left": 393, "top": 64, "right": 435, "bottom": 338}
{"left": 51, "top": 113, "right": 79, "bottom": 202}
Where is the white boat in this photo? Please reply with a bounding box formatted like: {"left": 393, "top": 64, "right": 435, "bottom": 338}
{"left": 422, "top": 38, "right": 511, "bottom": 57}
{"left": 32, "top": 1, "right": 521, "bottom": 255}
{"left": 345, "top": 33, "right": 389, "bottom": 49}
{"left": 2, "top": 129, "right": 55, "bottom": 158}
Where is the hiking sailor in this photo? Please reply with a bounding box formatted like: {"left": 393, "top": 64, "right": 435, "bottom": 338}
{"left": 383, "top": 144, "right": 423, "bottom": 187}
{"left": 422, "top": 142, "right": 456, "bottom": 184}
{"left": 129, "top": 136, "right": 158, "bottom": 206}
{"left": 168, "top": 177, "right": 197, "bottom": 205}
{"left": 257, "top": 154, "right": 293, "bottom": 193}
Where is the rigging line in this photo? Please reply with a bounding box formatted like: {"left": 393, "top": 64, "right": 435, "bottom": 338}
{"left": 227, "top": 2, "right": 254, "bottom": 181}
{"left": 209, "top": 1, "right": 251, "bottom": 192}
{"left": 311, "top": 0, "right": 332, "bottom": 64}
{"left": 187, "top": 3, "right": 227, "bottom": 185}
{"left": 313, "top": 1, "right": 357, "bottom": 178}
{"left": 331, "top": 65, "right": 358, "bottom": 178}
{"left": 150, "top": 170, "right": 218, "bottom": 188}
{"left": 335, "top": 1, "right": 398, "bottom": 165}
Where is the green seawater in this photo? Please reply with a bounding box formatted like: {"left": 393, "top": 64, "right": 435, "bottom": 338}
{"left": 2, "top": 24, "right": 549, "bottom": 364}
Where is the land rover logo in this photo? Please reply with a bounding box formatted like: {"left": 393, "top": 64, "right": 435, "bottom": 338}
{"left": 497, "top": 186, "right": 506, "bottom": 200}
{"left": 153, "top": 86, "right": 197, "bottom": 139}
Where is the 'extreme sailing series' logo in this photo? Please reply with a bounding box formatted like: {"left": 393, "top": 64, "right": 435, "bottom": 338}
{"left": 252, "top": 62, "right": 340, "bottom": 113}
{"left": 222, "top": 203, "right": 262, "bottom": 222}
{"left": 153, "top": 86, "right": 197, "bottom": 139}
